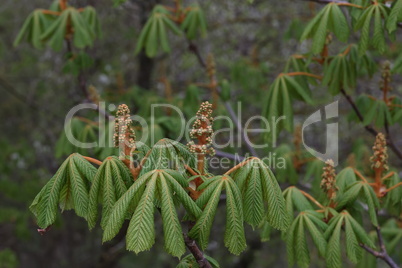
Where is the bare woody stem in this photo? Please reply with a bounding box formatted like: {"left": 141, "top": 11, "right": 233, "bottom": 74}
{"left": 183, "top": 234, "right": 212, "bottom": 268}
{"left": 360, "top": 225, "right": 399, "bottom": 268}
{"left": 340, "top": 89, "right": 402, "bottom": 161}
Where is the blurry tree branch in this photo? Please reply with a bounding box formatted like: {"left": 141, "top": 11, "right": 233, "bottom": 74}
{"left": 340, "top": 89, "right": 402, "bottom": 161}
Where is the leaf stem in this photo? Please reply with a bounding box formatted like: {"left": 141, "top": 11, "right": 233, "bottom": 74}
{"left": 282, "top": 72, "right": 323, "bottom": 80}
{"left": 41, "top": 10, "right": 61, "bottom": 16}
{"left": 298, "top": 188, "right": 325, "bottom": 209}
{"left": 82, "top": 156, "right": 103, "bottom": 166}
{"left": 382, "top": 182, "right": 402, "bottom": 194}
{"left": 381, "top": 172, "right": 395, "bottom": 182}
{"left": 353, "top": 169, "right": 369, "bottom": 184}
{"left": 224, "top": 157, "right": 257, "bottom": 175}
{"left": 336, "top": 2, "right": 364, "bottom": 8}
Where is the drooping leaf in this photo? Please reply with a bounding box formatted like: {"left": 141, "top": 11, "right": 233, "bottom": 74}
{"left": 181, "top": 4, "right": 207, "bottom": 40}
{"left": 232, "top": 158, "right": 289, "bottom": 230}
{"left": 301, "top": 3, "right": 349, "bottom": 54}
{"left": 30, "top": 153, "right": 97, "bottom": 228}
{"left": 87, "top": 156, "right": 133, "bottom": 229}
{"left": 354, "top": 3, "right": 389, "bottom": 54}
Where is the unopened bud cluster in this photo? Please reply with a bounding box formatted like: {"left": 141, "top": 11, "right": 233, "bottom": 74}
{"left": 113, "top": 104, "right": 136, "bottom": 148}
{"left": 325, "top": 33, "right": 333, "bottom": 45}
{"left": 187, "top": 101, "right": 215, "bottom": 156}
{"left": 320, "top": 159, "right": 338, "bottom": 200}
{"left": 370, "top": 133, "right": 389, "bottom": 171}
{"left": 380, "top": 61, "right": 392, "bottom": 92}
{"left": 206, "top": 54, "right": 216, "bottom": 80}
{"left": 88, "top": 85, "right": 101, "bottom": 105}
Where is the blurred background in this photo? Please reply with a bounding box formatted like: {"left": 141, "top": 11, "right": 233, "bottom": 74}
{"left": 1, "top": 0, "right": 401, "bottom": 267}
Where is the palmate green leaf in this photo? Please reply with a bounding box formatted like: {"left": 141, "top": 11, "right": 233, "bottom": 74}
{"left": 325, "top": 214, "right": 343, "bottom": 268}
{"left": 283, "top": 186, "right": 314, "bottom": 220}
{"left": 190, "top": 176, "right": 246, "bottom": 254}
{"left": 336, "top": 175, "right": 381, "bottom": 225}
{"left": 102, "top": 171, "right": 153, "bottom": 242}
{"left": 232, "top": 158, "right": 289, "bottom": 230}
{"left": 286, "top": 211, "right": 327, "bottom": 268}
{"left": 224, "top": 178, "right": 247, "bottom": 255}
{"left": 176, "top": 254, "right": 220, "bottom": 268}
{"left": 383, "top": 172, "right": 402, "bottom": 214}
{"left": 14, "top": 10, "right": 53, "bottom": 49}
{"left": 140, "top": 138, "right": 197, "bottom": 176}
{"left": 263, "top": 74, "right": 313, "bottom": 138}
{"left": 181, "top": 4, "right": 207, "bottom": 40}
{"left": 81, "top": 6, "right": 102, "bottom": 38}
{"left": 87, "top": 156, "right": 133, "bottom": 229}
{"left": 325, "top": 211, "right": 375, "bottom": 267}
{"left": 335, "top": 167, "right": 357, "bottom": 196}
{"left": 189, "top": 178, "right": 224, "bottom": 250}
{"left": 355, "top": 3, "right": 389, "bottom": 54}
{"left": 363, "top": 99, "right": 393, "bottom": 128}
{"left": 126, "top": 173, "right": 157, "bottom": 254}
{"left": 135, "top": 5, "right": 182, "bottom": 57}
{"left": 301, "top": 3, "right": 349, "bottom": 54}
{"left": 103, "top": 169, "right": 199, "bottom": 257}
{"left": 322, "top": 49, "right": 357, "bottom": 95}
{"left": 158, "top": 173, "right": 185, "bottom": 257}
{"left": 30, "top": 153, "right": 97, "bottom": 228}
{"left": 387, "top": 0, "right": 402, "bottom": 33}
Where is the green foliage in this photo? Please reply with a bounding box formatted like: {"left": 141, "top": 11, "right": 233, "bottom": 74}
{"left": 322, "top": 49, "right": 356, "bottom": 95}
{"left": 336, "top": 181, "right": 380, "bottom": 226}
{"left": 232, "top": 158, "right": 289, "bottom": 230}
{"left": 324, "top": 211, "right": 375, "bottom": 268}
{"left": 189, "top": 176, "right": 247, "bottom": 255}
{"left": 14, "top": 3, "right": 101, "bottom": 50}
{"left": 139, "top": 138, "right": 197, "bottom": 175}
{"left": 263, "top": 74, "right": 313, "bottom": 136}
{"left": 286, "top": 211, "right": 327, "bottom": 268}
{"left": 283, "top": 187, "right": 314, "bottom": 220}
{"left": 0, "top": 248, "right": 19, "bottom": 268}
{"left": 135, "top": 5, "right": 182, "bottom": 57}
{"left": 103, "top": 169, "right": 201, "bottom": 257}
{"left": 176, "top": 254, "right": 220, "bottom": 268}
{"left": 30, "top": 153, "right": 97, "bottom": 228}
{"left": 181, "top": 4, "right": 207, "bottom": 40}
{"left": 354, "top": 3, "right": 389, "bottom": 54}
{"left": 13, "top": 10, "right": 52, "bottom": 49}
{"left": 87, "top": 156, "right": 133, "bottom": 229}
{"left": 301, "top": 3, "right": 349, "bottom": 54}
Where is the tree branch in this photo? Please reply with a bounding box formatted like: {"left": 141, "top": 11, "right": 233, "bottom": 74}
{"left": 360, "top": 226, "right": 399, "bottom": 268}
{"left": 340, "top": 89, "right": 402, "bottom": 161}
{"left": 183, "top": 233, "right": 212, "bottom": 268}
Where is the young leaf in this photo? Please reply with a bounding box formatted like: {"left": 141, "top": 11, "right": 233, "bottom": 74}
{"left": 87, "top": 156, "right": 133, "bottom": 229}
{"left": 181, "top": 4, "right": 208, "bottom": 40}
{"left": 301, "top": 3, "right": 349, "bottom": 54}
{"left": 232, "top": 158, "right": 289, "bottom": 230}
{"left": 189, "top": 178, "right": 224, "bottom": 250}
{"left": 31, "top": 153, "right": 97, "bottom": 228}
